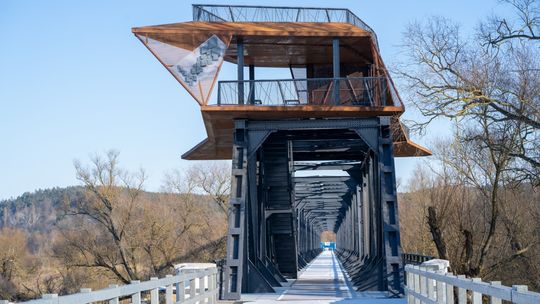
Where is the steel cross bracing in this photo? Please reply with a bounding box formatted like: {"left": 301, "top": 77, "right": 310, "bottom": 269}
{"left": 222, "top": 117, "right": 404, "bottom": 300}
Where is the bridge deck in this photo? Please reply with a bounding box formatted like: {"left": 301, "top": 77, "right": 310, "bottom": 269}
{"left": 241, "top": 251, "right": 405, "bottom": 303}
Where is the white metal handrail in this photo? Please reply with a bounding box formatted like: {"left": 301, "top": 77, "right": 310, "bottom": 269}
{"left": 405, "top": 261, "right": 540, "bottom": 304}
{"left": 2, "top": 265, "right": 217, "bottom": 304}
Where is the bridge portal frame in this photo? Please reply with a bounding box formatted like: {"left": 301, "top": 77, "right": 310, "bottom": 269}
{"left": 222, "top": 117, "right": 403, "bottom": 300}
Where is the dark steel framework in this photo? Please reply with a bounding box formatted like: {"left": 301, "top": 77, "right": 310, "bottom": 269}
{"left": 222, "top": 118, "right": 404, "bottom": 299}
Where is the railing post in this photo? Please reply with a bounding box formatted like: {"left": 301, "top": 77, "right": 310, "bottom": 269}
{"left": 176, "top": 278, "right": 185, "bottom": 303}
{"left": 419, "top": 267, "right": 427, "bottom": 298}
{"left": 198, "top": 276, "right": 204, "bottom": 295}
{"left": 471, "top": 278, "right": 482, "bottom": 304}
{"left": 436, "top": 278, "right": 445, "bottom": 303}
{"left": 150, "top": 277, "right": 159, "bottom": 304}
{"left": 108, "top": 284, "right": 119, "bottom": 304}
{"left": 131, "top": 280, "right": 141, "bottom": 304}
{"left": 190, "top": 278, "right": 197, "bottom": 299}
{"left": 406, "top": 268, "right": 414, "bottom": 303}
{"left": 41, "top": 294, "right": 58, "bottom": 304}
{"left": 489, "top": 281, "right": 502, "bottom": 304}
{"left": 166, "top": 275, "right": 174, "bottom": 304}
{"left": 421, "top": 259, "right": 449, "bottom": 302}
{"left": 210, "top": 271, "right": 217, "bottom": 303}
{"left": 413, "top": 267, "right": 420, "bottom": 304}
{"left": 427, "top": 276, "right": 435, "bottom": 300}
{"left": 445, "top": 273, "right": 455, "bottom": 304}
{"left": 456, "top": 275, "right": 467, "bottom": 304}
{"left": 512, "top": 285, "right": 528, "bottom": 303}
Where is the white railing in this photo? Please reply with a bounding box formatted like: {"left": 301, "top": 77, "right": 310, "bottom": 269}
{"left": 405, "top": 260, "right": 540, "bottom": 304}
{"left": 2, "top": 264, "right": 218, "bottom": 304}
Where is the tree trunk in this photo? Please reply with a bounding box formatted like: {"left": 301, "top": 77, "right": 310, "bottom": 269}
{"left": 427, "top": 206, "right": 448, "bottom": 260}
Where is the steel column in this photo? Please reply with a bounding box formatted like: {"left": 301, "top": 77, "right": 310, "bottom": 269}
{"left": 237, "top": 37, "right": 244, "bottom": 104}
{"left": 249, "top": 64, "right": 255, "bottom": 104}
{"left": 223, "top": 121, "right": 248, "bottom": 300}
{"left": 333, "top": 37, "right": 340, "bottom": 104}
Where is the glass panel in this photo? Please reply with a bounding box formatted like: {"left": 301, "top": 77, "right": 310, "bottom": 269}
{"left": 137, "top": 34, "right": 229, "bottom": 105}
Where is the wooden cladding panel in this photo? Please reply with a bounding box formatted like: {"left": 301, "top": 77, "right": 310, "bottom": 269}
{"left": 133, "top": 23, "right": 375, "bottom": 66}
{"left": 132, "top": 22, "right": 371, "bottom": 37}
{"left": 181, "top": 105, "right": 432, "bottom": 160}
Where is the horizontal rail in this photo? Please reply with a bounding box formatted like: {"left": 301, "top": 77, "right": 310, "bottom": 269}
{"left": 405, "top": 263, "right": 540, "bottom": 304}
{"left": 192, "top": 4, "right": 379, "bottom": 49}
{"left": 5, "top": 266, "right": 217, "bottom": 304}
{"left": 194, "top": 4, "right": 351, "bottom": 11}
{"left": 402, "top": 253, "right": 435, "bottom": 265}
{"left": 216, "top": 77, "right": 392, "bottom": 107}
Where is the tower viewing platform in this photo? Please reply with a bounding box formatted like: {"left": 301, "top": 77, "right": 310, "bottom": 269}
{"left": 132, "top": 4, "right": 431, "bottom": 160}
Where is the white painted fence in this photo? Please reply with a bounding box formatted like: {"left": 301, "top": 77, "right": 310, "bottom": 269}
{"left": 405, "top": 260, "right": 540, "bottom": 304}
{"left": 1, "top": 264, "right": 218, "bottom": 304}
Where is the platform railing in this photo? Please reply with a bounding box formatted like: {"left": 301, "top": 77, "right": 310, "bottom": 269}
{"left": 216, "top": 77, "right": 390, "bottom": 107}
{"left": 192, "top": 4, "right": 378, "bottom": 48}
{"left": 2, "top": 265, "right": 217, "bottom": 304}
{"left": 405, "top": 260, "right": 540, "bottom": 304}
{"left": 402, "top": 253, "right": 435, "bottom": 265}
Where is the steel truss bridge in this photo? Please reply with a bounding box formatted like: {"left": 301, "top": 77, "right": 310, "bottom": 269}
{"left": 131, "top": 3, "right": 432, "bottom": 302}
{"left": 222, "top": 117, "right": 403, "bottom": 299}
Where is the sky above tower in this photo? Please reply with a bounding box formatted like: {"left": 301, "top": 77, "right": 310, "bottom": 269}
{"left": 0, "top": 0, "right": 507, "bottom": 199}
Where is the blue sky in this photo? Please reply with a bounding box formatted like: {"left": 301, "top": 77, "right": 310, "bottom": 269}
{"left": 0, "top": 0, "right": 506, "bottom": 200}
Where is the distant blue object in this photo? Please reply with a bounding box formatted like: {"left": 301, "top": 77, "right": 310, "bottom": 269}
{"left": 320, "top": 241, "right": 336, "bottom": 250}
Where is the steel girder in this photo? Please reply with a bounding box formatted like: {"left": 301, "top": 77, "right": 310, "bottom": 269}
{"left": 222, "top": 118, "right": 404, "bottom": 300}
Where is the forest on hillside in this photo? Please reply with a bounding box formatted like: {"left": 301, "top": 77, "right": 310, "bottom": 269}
{"left": 0, "top": 153, "right": 229, "bottom": 301}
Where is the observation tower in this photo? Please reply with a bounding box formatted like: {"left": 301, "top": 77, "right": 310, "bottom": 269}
{"left": 133, "top": 4, "right": 430, "bottom": 300}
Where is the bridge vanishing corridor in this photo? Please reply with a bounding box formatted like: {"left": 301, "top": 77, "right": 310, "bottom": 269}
{"left": 132, "top": 3, "right": 431, "bottom": 301}
{"left": 241, "top": 250, "right": 404, "bottom": 303}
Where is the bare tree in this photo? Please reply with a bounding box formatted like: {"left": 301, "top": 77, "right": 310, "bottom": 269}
{"left": 164, "top": 162, "right": 231, "bottom": 215}
{"left": 480, "top": 0, "right": 540, "bottom": 45}
{"left": 54, "top": 152, "right": 229, "bottom": 286}
{"left": 398, "top": 12, "right": 540, "bottom": 183}
{"left": 58, "top": 150, "right": 147, "bottom": 283}
{"left": 0, "top": 228, "right": 30, "bottom": 300}
{"left": 400, "top": 141, "right": 540, "bottom": 287}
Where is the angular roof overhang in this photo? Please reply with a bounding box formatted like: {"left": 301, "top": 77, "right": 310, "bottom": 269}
{"left": 181, "top": 105, "right": 431, "bottom": 160}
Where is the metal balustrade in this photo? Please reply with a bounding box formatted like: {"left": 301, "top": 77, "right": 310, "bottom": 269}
{"left": 216, "top": 77, "right": 390, "bottom": 106}
{"left": 402, "top": 253, "right": 435, "bottom": 265}
{"left": 2, "top": 265, "right": 217, "bottom": 304}
{"left": 405, "top": 261, "right": 540, "bottom": 304}
{"left": 192, "top": 4, "right": 379, "bottom": 49}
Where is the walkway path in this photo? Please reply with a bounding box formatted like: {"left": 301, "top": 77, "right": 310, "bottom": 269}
{"left": 241, "top": 251, "right": 405, "bottom": 303}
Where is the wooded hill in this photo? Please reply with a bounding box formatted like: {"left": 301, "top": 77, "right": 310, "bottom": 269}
{"left": 0, "top": 184, "right": 228, "bottom": 301}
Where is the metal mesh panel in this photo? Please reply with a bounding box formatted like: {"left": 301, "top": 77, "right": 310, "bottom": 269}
{"left": 192, "top": 5, "right": 379, "bottom": 49}
{"left": 217, "top": 77, "right": 389, "bottom": 106}
{"left": 136, "top": 34, "right": 229, "bottom": 105}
